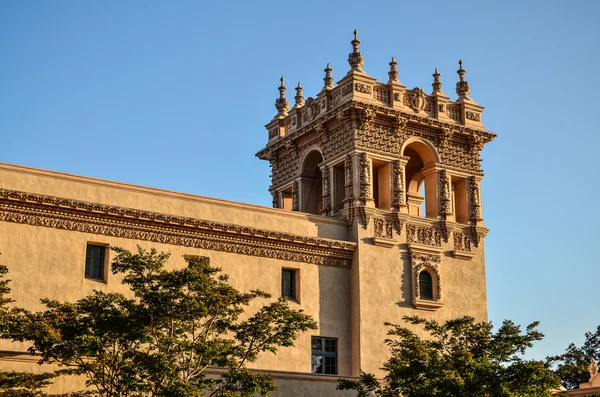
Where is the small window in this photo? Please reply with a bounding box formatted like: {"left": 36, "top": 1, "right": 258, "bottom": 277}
{"left": 311, "top": 336, "right": 337, "bottom": 374}
{"left": 281, "top": 269, "right": 296, "bottom": 299}
{"left": 85, "top": 244, "right": 106, "bottom": 280}
{"left": 419, "top": 270, "right": 433, "bottom": 300}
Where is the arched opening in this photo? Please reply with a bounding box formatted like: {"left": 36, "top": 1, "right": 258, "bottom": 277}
{"left": 301, "top": 150, "right": 323, "bottom": 215}
{"left": 419, "top": 270, "right": 433, "bottom": 300}
{"left": 403, "top": 140, "right": 438, "bottom": 218}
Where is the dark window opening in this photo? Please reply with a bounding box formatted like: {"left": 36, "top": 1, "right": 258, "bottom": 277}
{"left": 419, "top": 270, "right": 433, "bottom": 300}
{"left": 282, "top": 269, "right": 296, "bottom": 299}
{"left": 311, "top": 336, "right": 337, "bottom": 374}
{"left": 85, "top": 244, "right": 105, "bottom": 280}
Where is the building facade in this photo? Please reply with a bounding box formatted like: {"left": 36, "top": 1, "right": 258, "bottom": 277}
{"left": 0, "top": 32, "right": 495, "bottom": 395}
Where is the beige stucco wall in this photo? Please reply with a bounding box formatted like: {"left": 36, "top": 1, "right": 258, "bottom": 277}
{"left": 352, "top": 220, "right": 488, "bottom": 376}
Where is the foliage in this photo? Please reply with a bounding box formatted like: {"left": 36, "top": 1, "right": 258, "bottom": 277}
{"left": 552, "top": 325, "right": 600, "bottom": 390}
{"left": 338, "top": 315, "right": 559, "bottom": 397}
{"left": 25, "top": 247, "right": 317, "bottom": 397}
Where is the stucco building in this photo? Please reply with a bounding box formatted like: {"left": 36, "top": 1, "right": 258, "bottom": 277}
{"left": 0, "top": 32, "right": 495, "bottom": 395}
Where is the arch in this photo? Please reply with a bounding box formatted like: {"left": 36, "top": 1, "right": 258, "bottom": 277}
{"left": 298, "top": 145, "right": 324, "bottom": 174}
{"left": 418, "top": 270, "right": 433, "bottom": 300}
{"left": 402, "top": 138, "right": 439, "bottom": 218}
{"left": 400, "top": 137, "right": 440, "bottom": 164}
{"left": 300, "top": 148, "right": 324, "bottom": 215}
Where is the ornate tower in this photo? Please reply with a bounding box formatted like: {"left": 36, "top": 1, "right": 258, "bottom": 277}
{"left": 257, "top": 31, "right": 495, "bottom": 374}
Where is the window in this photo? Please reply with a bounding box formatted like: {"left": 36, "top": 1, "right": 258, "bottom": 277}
{"left": 419, "top": 270, "right": 433, "bottom": 300}
{"left": 85, "top": 244, "right": 106, "bottom": 280}
{"left": 311, "top": 337, "right": 337, "bottom": 374}
{"left": 281, "top": 269, "right": 296, "bottom": 299}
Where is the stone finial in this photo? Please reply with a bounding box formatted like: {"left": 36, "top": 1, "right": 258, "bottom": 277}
{"left": 388, "top": 57, "right": 399, "bottom": 82}
{"left": 455, "top": 59, "right": 471, "bottom": 99}
{"left": 294, "top": 82, "right": 305, "bottom": 108}
{"left": 432, "top": 68, "right": 443, "bottom": 93}
{"left": 590, "top": 358, "right": 599, "bottom": 382}
{"left": 347, "top": 30, "right": 364, "bottom": 73}
{"left": 323, "top": 63, "right": 334, "bottom": 90}
{"left": 275, "top": 76, "right": 290, "bottom": 117}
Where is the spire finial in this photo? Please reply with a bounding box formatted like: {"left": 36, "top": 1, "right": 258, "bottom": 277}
{"left": 294, "top": 82, "right": 304, "bottom": 108}
{"left": 323, "top": 63, "right": 334, "bottom": 90}
{"left": 456, "top": 60, "right": 471, "bottom": 99}
{"left": 432, "top": 67, "right": 443, "bottom": 93}
{"left": 275, "top": 76, "right": 290, "bottom": 117}
{"left": 388, "top": 57, "right": 399, "bottom": 82}
{"left": 348, "top": 29, "right": 364, "bottom": 73}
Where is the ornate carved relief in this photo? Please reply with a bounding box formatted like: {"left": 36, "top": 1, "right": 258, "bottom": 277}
{"left": 271, "top": 190, "right": 280, "bottom": 209}
{"left": 403, "top": 88, "right": 427, "bottom": 113}
{"left": 354, "top": 83, "right": 372, "bottom": 94}
{"left": 406, "top": 224, "right": 441, "bottom": 247}
{"left": 447, "top": 104, "right": 461, "bottom": 122}
{"left": 359, "top": 153, "right": 371, "bottom": 201}
{"left": 468, "top": 176, "right": 481, "bottom": 221}
{"left": 466, "top": 110, "right": 481, "bottom": 121}
{"left": 0, "top": 189, "right": 356, "bottom": 268}
{"left": 391, "top": 160, "right": 405, "bottom": 210}
{"left": 373, "top": 86, "right": 390, "bottom": 105}
{"left": 344, "top": 154, "right": 354, "bottom": 204}
{"left": 320, "top": 165, "right": 331, "bottom": 217}
{"left": 438, "top": 170, "right": 451, "bottom": 243}
{"left": 411, "top": 252, "right": 442, "bottom": 300}
{"left": 453, "top": 232, "right": 472, "bottom": 252}
{"left": 374, "top": 218, "right": 393, "bottom": 239}
{"left": 292, "top": 180, "right": 299, "bottom": 211}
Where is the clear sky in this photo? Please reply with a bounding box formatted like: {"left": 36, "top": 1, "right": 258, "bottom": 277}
{"left": 1, "top": 1, "right": 599, "bottom": 360}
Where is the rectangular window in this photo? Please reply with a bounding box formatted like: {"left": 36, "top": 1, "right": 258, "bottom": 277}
{"left": 311, "top": 336, "right": 337, "bottom": 374}
{"left": 281, "top": 268, "right": 296, "bottom": 299}
{"left": 85, "top": 244, "right": 106, "bottom": 280}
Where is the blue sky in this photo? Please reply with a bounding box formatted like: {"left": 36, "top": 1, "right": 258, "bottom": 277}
{"left": 1, "top": 1, "right": 599, "bottom": 360}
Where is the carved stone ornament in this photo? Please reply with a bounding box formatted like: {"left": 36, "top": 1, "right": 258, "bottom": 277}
{"left": 374, "top": 218, "right": 393, "bottom": 239}
{"left": 453, "top": 232, "right": 472, "bottom": 252}
{"left": 391, "top": 160, "right": 405, "bottom": 210}
{"left": 354, "top": 83, "right": 372, "bottom": 94}
{"left": 359, "top": 153, "right": 371, "bottom": 201}
{"left": 0, "top": 188, "right": 356, "bottom": 268}
{"left": 271, "top": 190, "right": 280, "bottom": 209}
{"left": 406, "top": 224, "right": 441, "bottom": 247}
{"left": 320, "top": 164, "right": 331, "bottom": 216}
{"left": 403, "top": 87, "right": 427, "bottom": 113}
{"left": 305, "top": 98, "right": 320, "bottom": 121}
{"left": 344, "top": 154, "right": 354, "bottom": 204}
{"left": 292, "top": 180, "right": 299, "bottom": 211}
{"left": 411, "top": 250, "right": 442, "bottom": 303}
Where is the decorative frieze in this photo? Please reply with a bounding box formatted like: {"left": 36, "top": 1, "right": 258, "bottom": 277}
{"left": 344, "top": 154, "right": 354, "bottom": 204}
{"left": 406, "top": 224, "right": 441, "bottom": 247}
{"left": 354, "top": 83, "right": 372, "bottom": 94}
{"left": 453, "top": 232, "right": 472, "bottom": 252}
{"left": 391, "top": 160, "right": 405, "bottom": 210}
{"left": 0, "top": 189, "right": 356, "bottom": 268}
{"left": 374, "top": 218, "right": 393, "bottom": 239}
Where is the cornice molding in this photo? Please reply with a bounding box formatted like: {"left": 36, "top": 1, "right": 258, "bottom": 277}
{"left": 0, "top": 188, "right": 355, "bottom": 268}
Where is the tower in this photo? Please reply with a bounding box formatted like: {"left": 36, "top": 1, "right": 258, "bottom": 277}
{"left": 257, "top": 31, "right": 496, "bottom": 374}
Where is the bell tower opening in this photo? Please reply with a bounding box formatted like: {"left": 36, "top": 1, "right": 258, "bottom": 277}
{"left": 403, "top": 141, "right": 438, "bottom": 218}
{"left": 301, "top": 150, "right": 323, "bottom": 215}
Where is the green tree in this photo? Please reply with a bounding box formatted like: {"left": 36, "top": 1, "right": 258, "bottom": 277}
{"left": 552, "top": 325, "right": 600, "bottom": 390}
{"left": 26, "top": 247, "right": 317, "bottom": 397}
{"left": 338, "top": 315, "right": 559, "bottom": 397}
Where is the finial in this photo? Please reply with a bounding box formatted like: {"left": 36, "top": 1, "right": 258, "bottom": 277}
{"left": 388, "top": 57, "right": 398, "bottom": 82}
{"left": 294, "top": 82, "right": 304, "bottom": 108}
{"left": 432, "top": 68, "right": 443, "bottom": 93}
{"left": 455, "top": 60, "right": 471, "bottom": 99}
{"left": 348, "top": 29, "right": 364, "bottom": 73}
{"left": 323, "top": 63, "right": 334, "bottom": 90}
{"left": 275, "top": 76, "right": 290, "bottom": 117}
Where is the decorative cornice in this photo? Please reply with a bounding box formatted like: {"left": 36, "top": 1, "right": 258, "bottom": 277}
{"left": 0, "top": 189, "right": 355, "bottom": 268}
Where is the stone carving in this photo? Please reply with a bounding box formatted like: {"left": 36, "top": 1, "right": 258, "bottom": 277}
{"left": 392, "top": 160, "right": 405, "bottom": 210}
{"left": 275, "top": 77, "right": 290, "bottom": 117}
{"left": 320, "top": 165, "right": 331, "bottom": 216}
{"left": 466, "top": 110, "right": 481, "bottom": 121}
{"left": 271, "top": 190, "right": 280, "bottom": 209}
{"left": 354, "top": 83, "right": 372, "bottom": 94}
{"left": 359, "top": 153, "right": 371, "bottom": 201}
{"left": 305, "top": 98, "right": 320, "bottom": 121}
{"left": 344, "top": 154, "right": 354, "bottom": 204}
{"left": 341, "top": 84, "right": 352, "bottom": 96}
{"left": 439, "top": 170, "right": 451, "bottom": 215}
{"left": 413, "top": 263, "right": 442, "bottom": 300}
{"left": 292, "top": 180, "right": 299, "bottom": 211}
{"left": 394, "top": 93, "right": 401, "bottom": 102}
{"left": 406, "top": 224, "right": 441, "bottom": 247}
{"left": 469, "top": 176, "right": 481, "bottom": 221}
{"left": 447, "top": 104, "right": 461, "bottom": 122}
{"left": 348, "top": 30, "right": 364, "bottom": 72}
{"left": 0, "top": 189, "right": 356, "bottom": 268}
{"left": 403, "top": 88, "right": 427, "bottom": 112}
{"left": 438, "top": 103, "right": 445, "bottom": 113}
{"left": 373, "top": 86, "right": 390, "bottom": 105}
{"left": 456, "top": 60, "right": 471, "bottom": 98}
{"left": 410, "top": 251, "right": 441, "bottom": 264}
{"left": 589, "top": 358, "right": 598, "bottom": 382}
{"left": 453, "top": 232, "right": 472, "bottom": 252}
{"left": 374, "top": 218, "right": 393, "bottom": 239}
{"left": 269, "top": 128, "right": 278, "bottom": 139}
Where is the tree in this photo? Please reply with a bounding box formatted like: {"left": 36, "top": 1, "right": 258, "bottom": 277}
{"left": 338, "top": 315, "right": 559, "bottom": 397}
{"left": 25, "top": 247, "right": 317, "bottom": 397}
{"left": 553, "top": 325, "right": 600, "bottom": 390}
